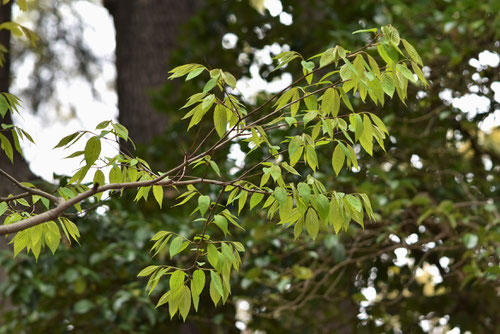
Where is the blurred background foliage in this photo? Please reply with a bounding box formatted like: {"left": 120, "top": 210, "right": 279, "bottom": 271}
{"left": 1, "top": 0, "right": 499, "bottom": 333}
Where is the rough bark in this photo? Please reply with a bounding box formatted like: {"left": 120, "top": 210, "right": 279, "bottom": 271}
{"left": 104, "top": 0, "right": 200, "bottom": 146}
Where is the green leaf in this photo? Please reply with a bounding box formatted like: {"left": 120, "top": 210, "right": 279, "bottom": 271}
{"left": 305, "top": 145, "right": 318, "bottom": 171}
{"left": 198, "top": 195, "right": 210, "bottom": 216}
{"left": 297, "top": 183, "right": 311, "bottom": 204}
{"left": 238, "top": 190, "right": 248, "bottom": 214}
{"left": 213, "top": 215, "right": 229, "bottom": 236}
{"left": 0, "top": 202, "right": 7, "bottom": 216}
{"left": 210, "top": 270, "right": 224, "bottom": 297}
{"left": 137, "top": 265, "right": 159, "bottom": 277}
{"left": 274, "top": 187, "right": 287, "bottom": 204}
{"left": 396, "top": 64, "right": 417, "bottom": 83}
{"left": 279, "top": 196, "right": 294, "bottom": 223}
{"left": 223, "top": 71, "right": 237, "bottom": 88}
{"left": 179, "top": 286, "right": 192, "bottom": 321}
{"left": 359, "top": 115, "right": 374, "bottom": 156}
{"left": 401, "top": 39, "right": 423, "bottom": 66}
{"left": 156, "top": 291, "right": 170, "bottom": 308}
{"left": 0, "top": 94, "right": 8, "bottom": 118}
{"left": 0, "top": 133, "right": 13, "bottom": 162}
{"left": 294, "top": 218, "right": 304, "bottom": 239}
{"left": 377, "top": 43, "right": 393, "bottom": 64}
{"left": 366, "top": 54, "right": 381, "bottom": 78}
{"left": 112, "top": 123, "right": 129, "bottom": 141}
{"left": 153, "top": 185, "right": 164, "bottom": 208}
{"left": 338, "top": 87, "right": 353, "bottom": 111}
{"left": 209, "top": 160, "right": 221, "bottom": 177}
{"left": 209, "top": 277, "right": 221, "bottom": 306}
{"left": 207, "top": 244, "right": 219, "bottom": 269}
{"left": 369, "top": 113, "right": 389, "bottom": 134}
{"left": 305, "top": 209, "right": 319, "bottom": 240}
{"left": 314, "top": 194, "right": 330, "bottom": 222}
{"left": 290, "top": 89, "right": 300, "bottom": 117}
{"left": 168, "top": 63, "right": 202, "bottom": 79}
{"left": 332, "top": 144, "right": 345, "bottom": 175}
{"left": 346, "top": 194, "right": 362, "bottom": 212}
{"left": 213, "top": 104, "right": 228, "bottom": 138}
{"left": 170, "top": 270, "right": 186, "bottom": 290}
{"left": 352, "top": 27, "right": 378, "bottom": 34}
{"left": 202, "top": 94, "right": 216, "bottom": 111}
{"left": 381, "top": 73, "right": 395, "bottom": 98}
{"left": 249, "top": 192, "right": 264, "bottom": 209}
{"left": 186, "top": 67, "right": 204, "bottom": 81}
{"left": 109, "top": 165, "right": 122, "bottom": 184}
{"left": 54, "top": 132, "right": 79, "bottom": 148}
{"left": 319, "top": 48, "right": 335, "bottom": 67}
{"left": 301, "top": 60, "right": 315, "bottom": 72}
{"left": 84, "top": 136, "right": 101, "bottom": 165}
{"left": 321, "top": 88, "right": 335, "bottom": 115}
{"left": 169, "top": 236, "right": 183, "bottom": 258}
{"left": 192, "top": 269, "right": 206, "bottom": 295}
{"left": 411, "top": 61, "right": 428, "bottom": 87}
{"left": 92, "top": 170, "right": 105, "bottom": 200}
{"left": 168, "top": 287, "right": 182, "bottom": 318}
{"left": 203, "top": 77, "right": 218, "bottom": 94}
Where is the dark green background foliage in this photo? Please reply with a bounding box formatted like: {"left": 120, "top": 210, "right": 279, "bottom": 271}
{"left": 1, "top": 0, "right": 499, "bottom": 333}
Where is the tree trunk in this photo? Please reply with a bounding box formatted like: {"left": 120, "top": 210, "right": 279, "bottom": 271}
{"left": 104, "top": 0, "right": 200, "bottom": 147}
{"left": 0, "top": 1, "right": 37, "bottom": 311}
{"left": 0, "top": 2, "right": 34, "bottom": 197}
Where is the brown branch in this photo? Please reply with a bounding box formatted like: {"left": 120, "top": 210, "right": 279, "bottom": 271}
{"left": 0, "top": 192, "right": 30, "bottom": 202}
{"left": 0, "top": 168, "right": 61, "bottom": 204}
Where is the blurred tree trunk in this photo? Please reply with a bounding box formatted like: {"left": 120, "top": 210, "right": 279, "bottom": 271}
{"left": 0, "top": 1, "right": 36, "bottom": 311}
{"left": 104, "top": 0, "right": 200, "bottom": 146}
{"left": 0, "top": 2, "right": 34, "bottom": 197}
{"left": 103, "top": 2, "right": 204, "bottom": 332}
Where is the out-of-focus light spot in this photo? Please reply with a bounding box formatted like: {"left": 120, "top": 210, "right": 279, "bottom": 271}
{"left": 453, "top": 93, "right": 490, "bottom": 118}
{"left": 410, "top": 154, "right": 423, "bottom": 169}
{"left": 405, "top": 233, "right": 419, "bottom": 245}
{"left": 279, "top": 12, "right": 293, "bottom": 25}
{"left": 265, "top": 0, "right": 283, "bottom": 17}
{"left": 96, "top": 205, "right": 109, "bottom": 215}
{"left": 222, "top": 33, "right": 238, "bottom": 49}
{"left": 361, "top": 286, "right": 377, "bottom": 302}
{"left": 389, "top": 234, "right": 401, "bottom": 243}
{"left": 478, "top": 50, "right": 500, "bottom": 68}
{"left": 235, "top": 321, "right": 246, "bottom": 330}
{"left": 394, "top": 247, "right": 414, "bottom": 267}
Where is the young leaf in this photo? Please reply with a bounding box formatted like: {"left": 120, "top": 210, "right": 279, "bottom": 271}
{"left": 198, "top": 195, "right": 211, "bottom": 216}
{"left": 396, "top": 64, "right": 417, "bottom": 83}
{"left": 249, "top": 192, "right": 264, "bottom": 209}
{"left": 210, "top": 270, "right": 224, "bottom": 297}
{"left": 297, "top": 183, "right": 311, "bottom": 204}
{"left": 213, "top": 215, "right": 229, "bottom": 236}
{"left": 381, "top": 73, "right": 395, "bottom": 97}
{"left": 192, "top": 269, "right": 206, "bottom": 295}
{"left": 153, "top": 185, "right": 164, "bottom": 208}
{"left": 305, "top": 208, "right": 319, "bottom": 240}
{"left": 213, "top": 104, "right": 228, "bottom": 138}
{"left": 332, "top": 144, "right": 345, "bottom": 175}
{"left": 169, "top": 236, "right": 184, "bottom": 258}
{"left": 179, "top": 286, "right": 192, "bottom": 321}
{"left": 401, "top": 39, "right": 423, "bottom": 66}
{"left": 84, "top": 136, "right": 101, "bottom": 165}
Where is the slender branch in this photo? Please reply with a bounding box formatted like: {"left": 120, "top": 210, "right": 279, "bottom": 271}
{"left": 0, "top": 192, "right": 30, "bottom": 202}
{"left": 0, "top": 176, "right": 268, "bottom": 235}
{"left": 0, "top": 168, "right": 61, "bottom": 204}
